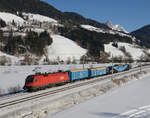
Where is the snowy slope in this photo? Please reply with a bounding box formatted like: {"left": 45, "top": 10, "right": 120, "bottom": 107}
{"left": 0, "top": 12, "right": 58, "bottom": 27}
{"left": 46, "top": 35, "right": 87, "bottom": 61}
{"left": 0, "top": 12, "right": 25, "bottom": 25}
{"left": 104, "top": 43, "right": 124, "bottom": 57}
{"left": 104, "top": 42, "right": 144, "bottom": 60}
{"left": 0, "top": 34, "right": 87, "bottom": 64}
{"left": 46, "top": 75, "right": 150, "bottom": 118}
{"left": 23, "top": 13, "right": 57, "bottom": 23}
{"left": 0, "top": 51, "right": 21, "bottom": 65}
{"left": 106, "top": 21, "right": 128, "bottom": 33}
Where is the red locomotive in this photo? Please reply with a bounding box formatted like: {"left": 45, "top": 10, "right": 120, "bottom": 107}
{"left": 24, "top": 72, "right": 70, "bottom": 91}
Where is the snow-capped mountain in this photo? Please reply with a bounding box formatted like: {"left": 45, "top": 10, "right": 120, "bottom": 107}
{"left": 106, "top": 21, "right": 128, "bottom": 33}
{"left": 81, "top": 24, "right": 135, "bottom": 42}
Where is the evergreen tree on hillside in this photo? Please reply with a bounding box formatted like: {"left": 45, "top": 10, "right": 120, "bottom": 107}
{"left": 0, "top": 19, "right": 6, "bottom": 27}
{"left": 0, "top": 30, "right": 3, "bottom": 50}
{"left": 25, "top": 31, "right": 52, "bottom": 56}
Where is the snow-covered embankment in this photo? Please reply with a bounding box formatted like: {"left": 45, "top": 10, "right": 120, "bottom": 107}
{"left": 1, "top": 66, "right": 150, "bottom": 118}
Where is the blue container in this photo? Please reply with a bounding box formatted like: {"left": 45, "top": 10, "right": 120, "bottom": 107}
{"left": 89, "top": 67, "right": 107, "bottom": 77}
{"left": 68, "top": 69, "right": 89, "bottom": 81}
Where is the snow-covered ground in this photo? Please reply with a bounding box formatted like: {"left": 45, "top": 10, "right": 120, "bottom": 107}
{"left": 0, "top": 51, "right": 21, "bottom": 65}
{"left": 46, "top": 35, "right": 87, "bottom": 61}
{"left": 104, "top": 42, "right": 145, "bottom": 60}
{"left": 46, "top": 74, "right": 150, "bottom": 118}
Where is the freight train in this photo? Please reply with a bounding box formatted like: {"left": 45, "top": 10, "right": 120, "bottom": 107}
{"left": 23, "top": 64, "right": 130, "bottom": 91}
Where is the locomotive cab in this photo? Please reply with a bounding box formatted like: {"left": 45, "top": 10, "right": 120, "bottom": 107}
{"left": 23, "top": 75, "right": 34, "bottom": 90}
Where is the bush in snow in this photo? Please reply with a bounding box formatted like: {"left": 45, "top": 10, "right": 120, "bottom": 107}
{"left": 21, "top": 53, "right": 40, "bottom": 65}
{"left": 0, "top": 88, "right": 5, "bottom": 96}
{"left": 0, "top": 56, "right": 11, "bottom": 65}
{"left": 119, "top": 46, "right": 133, "bottom": 63}
{"left": 99, "top": 52, "right": 110, "bottom": 63}
{"left": 139, "top": 50, "right": 150, "bottom": 62}
{"left": 72, "top": 57, "right": 77, "bottom": 64}
{"left": 7, "top": 85, "right": 21, "bottom": 93}
{"left": 0, "top": 19, "right": 6, "bottom": 27}
{"left": 112, "top": 56, "right": 123, "bottom": 63}
{"left": 112, "top": 42, "right": 118, "bottom": 48}
{"left": 80, "top": 55, "right": 88, "bottom": 64}
{"left": 48, "top": 60, "right": 59, "bottom": 65}
{"left": 66, "top": 57, "right": 71, "bottom": 64}
{"left": 119, "top": 46, "right": 126, "bottom": 53}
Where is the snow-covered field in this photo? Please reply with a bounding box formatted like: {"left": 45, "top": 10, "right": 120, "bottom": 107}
{"left": 46, "top": 74, "right": 150, "bottom": 118}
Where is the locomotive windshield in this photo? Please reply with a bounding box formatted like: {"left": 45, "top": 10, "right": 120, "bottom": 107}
{"left": 26, "top": 76, "right": 34, "bottom": 83}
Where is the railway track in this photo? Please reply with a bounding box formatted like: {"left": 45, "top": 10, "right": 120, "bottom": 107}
{"left": 0, "top": 65, "right": 150, "bottom": 109}
{"left": 0, "top": 90, "right": 28, "bottom": 101}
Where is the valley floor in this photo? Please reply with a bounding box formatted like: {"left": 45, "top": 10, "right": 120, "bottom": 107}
{"left": 45, "top": 74, "right": 150, "bottom": 118}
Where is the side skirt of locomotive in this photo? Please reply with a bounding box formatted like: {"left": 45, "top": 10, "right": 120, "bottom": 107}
{"left": 27, "top": 80, "right": 70, "bottom": 92}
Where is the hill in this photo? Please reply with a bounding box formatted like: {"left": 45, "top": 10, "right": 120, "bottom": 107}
{"left": 0, "top": 0, "right": 109, "bottom": 29}
{"left": 131, "top": 25, "right": 150, "bottom": 48}
{"left": 0, "top": 0, "right": 149, "bottom": 65}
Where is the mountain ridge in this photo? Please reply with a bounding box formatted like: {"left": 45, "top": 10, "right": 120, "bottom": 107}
{"left": 0, "top": 0, "right": 149, "bottom": 65}
{"left": 131, "top": 24, "right": 150, "bottom": 48}
{"left": 0, "top": 0, "right": 110, "bottom": 30}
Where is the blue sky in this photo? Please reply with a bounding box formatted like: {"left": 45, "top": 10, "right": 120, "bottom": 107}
{"left": 43, "top": 0, "right": 150, "bottom": 32}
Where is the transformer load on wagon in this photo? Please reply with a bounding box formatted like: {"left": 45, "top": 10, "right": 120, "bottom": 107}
{"left": 113, "top": 64, "right": 130, "bottom": 72}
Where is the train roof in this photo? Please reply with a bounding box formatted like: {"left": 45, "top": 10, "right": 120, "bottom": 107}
{"left": 70, "top": 68, "right": 88, "bottom": 72}
{"left": 90, "top": 66, "right": 106, "bottom": 70}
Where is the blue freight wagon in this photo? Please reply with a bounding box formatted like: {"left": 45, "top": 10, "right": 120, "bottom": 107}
{"left": 88, "top": 67, "right": 107, "bottom": 77}
{"left": 68, "top": 69, "right": 89, "bottom": 81}
{"left": 113, "top": 64, "right": 129, "bottom": 72}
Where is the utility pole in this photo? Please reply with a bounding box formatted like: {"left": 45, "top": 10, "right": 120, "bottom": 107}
{"left": 111, "top": 54, "right": 114, "bottom": 80}
{"left": 140, "top": 61, "right": 142, "bottom": 73}
{"left": 83, "top": 55, "right": 85, "bottom": 69}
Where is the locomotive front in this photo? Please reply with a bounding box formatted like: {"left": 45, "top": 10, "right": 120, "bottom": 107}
{"left": 23, "top": 75, "right": 34, "bottom": 90}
